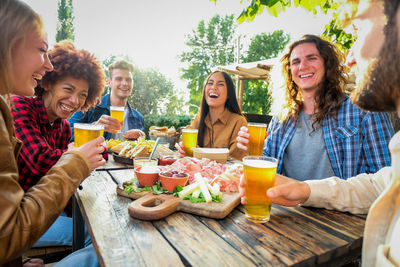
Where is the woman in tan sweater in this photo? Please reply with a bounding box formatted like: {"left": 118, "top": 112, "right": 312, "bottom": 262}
{"left": 185, "top": 71, "right": 247, "bottom": 160}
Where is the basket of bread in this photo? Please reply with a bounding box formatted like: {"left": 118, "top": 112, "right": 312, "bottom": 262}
{"left": 148, "top": 126, "right": 180, "bottom": 150}
{"left": 107, "top": 137, "right": 177, "bottom": 165}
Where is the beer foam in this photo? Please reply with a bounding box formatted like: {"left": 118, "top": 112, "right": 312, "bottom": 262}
{"left": 247, "top": 123, "right": 267, "bottom": 128}
{"left": 110, "top": 106, "right": 125, "bottom": 111}
{"left": 243, "top": 159, "right": 277, "bottom": 168}
{"left": 182, "top": 129, "right": 198, "bottom": 133}
{"left": 74, "top": 123, "right": 104, "bottom": 130}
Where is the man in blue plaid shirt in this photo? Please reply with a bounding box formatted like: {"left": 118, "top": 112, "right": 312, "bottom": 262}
{"left": 238, "top": 34, "right": 394, "bottom": 181}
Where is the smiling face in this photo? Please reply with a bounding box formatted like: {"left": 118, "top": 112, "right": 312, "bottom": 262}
{"left": 108, "top": 68, "right": 133, "bottom": 101}
{"left": 204, "top": 72, "right": 228, "bottom": 110}
{"left": 43, "top": 76, "right": 89, "bottom": 122}
{"left": 290, "top": 42, "right": 325, "bottom": 94}
{"left": 10, "top": 31, "right": 53, "bottom": 96}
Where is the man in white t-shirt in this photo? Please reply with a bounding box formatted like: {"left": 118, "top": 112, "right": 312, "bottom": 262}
{"left": 240, "top": 1, "right": 400, "bottom": 265}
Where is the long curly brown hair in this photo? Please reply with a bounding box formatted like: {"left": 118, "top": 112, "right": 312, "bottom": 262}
{"left": 36, "top": 40, "right": 105, "bottom": 112}
{"left": 280, "top": 35, "right": 346, "bottom": 128}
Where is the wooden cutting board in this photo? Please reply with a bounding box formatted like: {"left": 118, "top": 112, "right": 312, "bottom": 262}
{"left": 116, "top": 187, "right": 240, "bottom": 221}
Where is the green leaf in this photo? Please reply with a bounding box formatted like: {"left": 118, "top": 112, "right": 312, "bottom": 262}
{"left": 182, "top": 192, "right": 222, "bottom": 203}
{"left": 143, "top": 186, "right": 151, "bottom": 191}
{"left": 212, "top": 194, "right": 222, "bottom": 203}
{"left": 267, "top": 1, "right": 284, "bottom": 17}
{"left": 152, "top": 185, "right": 162, "bottom": 194}
{"left": 172, "top": 185, "right": 183, "bottom": 197}
{"left": 125, "top": 185, "right": 134, "bottom": 194}
{"left": 152, "top": 181, "right": 168, "bottom": 195}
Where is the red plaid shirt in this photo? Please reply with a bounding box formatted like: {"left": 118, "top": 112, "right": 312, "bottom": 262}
{"left": 11, "top": 95, "right": 73, "bottom": 215}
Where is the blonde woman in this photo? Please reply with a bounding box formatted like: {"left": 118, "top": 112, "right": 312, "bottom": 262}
{"left": 0, "top": 0, "right": 105, "bottom": 265}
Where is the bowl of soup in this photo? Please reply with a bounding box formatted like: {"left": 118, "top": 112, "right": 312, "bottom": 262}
{"left": 134, "top": 165, "right": 160, "bottom": 187}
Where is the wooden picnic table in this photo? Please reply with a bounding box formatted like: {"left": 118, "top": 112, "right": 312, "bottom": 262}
{"left": 73, "top": 157, "right": 366, "bottom": 267}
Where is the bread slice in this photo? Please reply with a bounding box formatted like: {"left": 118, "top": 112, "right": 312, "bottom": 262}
{"left": 126, "top": 145, "right": 150, "bottom": 158}
{"left": 111, "top": 141, "right": 130, "bottom": 154}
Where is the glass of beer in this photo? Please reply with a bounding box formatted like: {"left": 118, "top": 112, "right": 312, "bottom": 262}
{"left": 243, "top": 156, "right": 277, "bottom": 223}
{"left": 182, "top": 128, "right": 198, "bottom": 157}
{"left": 74, "top": 123, "right": 104, "bottom": 147}
{"left": 247, "top": 123, "right": 267, "bottom": 156}
{"left": 110, "top": 106, "right": 125, "bottom": 132}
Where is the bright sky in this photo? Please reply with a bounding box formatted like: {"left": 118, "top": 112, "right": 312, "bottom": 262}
{"left": 23, "top": 0, "right": 332, "bottom": 92}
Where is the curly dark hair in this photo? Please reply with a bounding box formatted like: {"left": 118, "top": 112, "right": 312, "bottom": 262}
{"left": 351, "top": 0, "right": 400, "bottom": 112}
{"left": 37, "top": 40, "right": 105, "bottom": 112}
{"left": 280, "top": 34, "right": 346, "bottom": 128}
{"left": 197, "top": 71, "right": 243, "bottom": 147}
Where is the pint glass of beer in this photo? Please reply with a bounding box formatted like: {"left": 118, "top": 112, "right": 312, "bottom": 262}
{"left": 247, "top": 123, "right": 267, "bottom": 156}
{"left": 110, "top": 106, "right": 125, "bottom": 132}
{"left": 182, "top": 128, "right": 198, "bottom": 157}
{"left": 243, "top": 156, "right": 277, "bottom": 223}
{"left": 74, "top": 123, "right": 104, "bottom": 147}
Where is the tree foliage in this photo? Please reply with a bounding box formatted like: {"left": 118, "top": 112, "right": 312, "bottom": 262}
{"left": 323, "top": 19, "right": 356, "bottom": 50}
{"left": 179, "top": 14, "right": 237, "bottom": 114}
{"left": 56, "top": 0, "right": 75, "bottom": 42}
{"left": 102, "top": 56, "right": 184, "bottom": 117}
{"left": 242, "top": 30, "right": 290, "bottom": 114}
{"left": 244, "top": 30, "right": 290, "bottom": 62}
{"left": 210, "top": 0, "right": 355, "bottom": 52}
{"left": 225, "top": 0, "right": 332, "bottom": 22}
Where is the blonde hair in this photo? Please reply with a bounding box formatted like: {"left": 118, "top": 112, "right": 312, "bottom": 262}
{"left": 108, "top": 60, "right": 134, "bottom": 79}
{"left": 0, "top": 0, "right": 44, "bottom": 95}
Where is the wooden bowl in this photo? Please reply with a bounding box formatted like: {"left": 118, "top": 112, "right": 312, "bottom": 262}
{"left": 134, "top": 166, "right": 159, "bottom": 187}
{"left": 159, "top": 172, "right": 189, "bottom": 192}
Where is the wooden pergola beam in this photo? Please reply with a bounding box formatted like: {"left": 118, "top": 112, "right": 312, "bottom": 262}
{"left": 216, "top": 58, "right": 278, "bottom": 109}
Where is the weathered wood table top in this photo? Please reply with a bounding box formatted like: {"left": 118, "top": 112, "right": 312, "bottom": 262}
{"left": 74, "top": 166, "right": 366, "bottom": 267}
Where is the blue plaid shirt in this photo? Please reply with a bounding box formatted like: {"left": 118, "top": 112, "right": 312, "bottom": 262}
{"left": 264, "top": 95, "right": 394, "bottom": 179}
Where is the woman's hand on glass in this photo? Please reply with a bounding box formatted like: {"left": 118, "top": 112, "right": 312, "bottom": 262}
{"left": 236, "top": 126, "right": 250, "bottom": 151}
{"left": 175, "top": 141, "right": 185, "bottom": 156}
{"left": 70, "top": 136, "right": 106, "bottom": 170}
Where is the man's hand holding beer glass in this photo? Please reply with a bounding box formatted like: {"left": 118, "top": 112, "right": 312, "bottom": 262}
{"left": 237, "top": 126, "right": 311, "bottom": 208}
{"left": 239, "top": 173, "right": 311, "bottom": 207}
{"left": 96, "top": 114, "right": 121, "bottom": 134}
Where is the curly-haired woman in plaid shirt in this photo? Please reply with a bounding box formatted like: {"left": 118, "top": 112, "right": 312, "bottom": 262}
{"left": 11, "top": 41, "right": 105, "bottom": 250}
{"left": 237, "top": 35, "right": 394, "bottom": 181}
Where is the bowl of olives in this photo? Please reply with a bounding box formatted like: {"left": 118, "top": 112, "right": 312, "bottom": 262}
{"left": 159, "top": 171, "right": 189, "bottom": 192}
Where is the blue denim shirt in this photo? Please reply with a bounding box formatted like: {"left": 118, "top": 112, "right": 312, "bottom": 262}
{"left": 68, "top": 93, "right": 144, "bottom": 141}
{"left": 263, "top": 95, "right": 394, "bottom": 179}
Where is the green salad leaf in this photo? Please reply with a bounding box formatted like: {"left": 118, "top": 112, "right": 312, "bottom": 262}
{"left": 173, "top": 185, "right": 183, "bottom": 197}
{"left": 152, "top": 181, "right": 168, "bottom": 195}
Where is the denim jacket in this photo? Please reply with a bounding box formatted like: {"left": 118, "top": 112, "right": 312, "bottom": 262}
{"left": 68, "top": 93, "right": 144, "bottom": 141}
